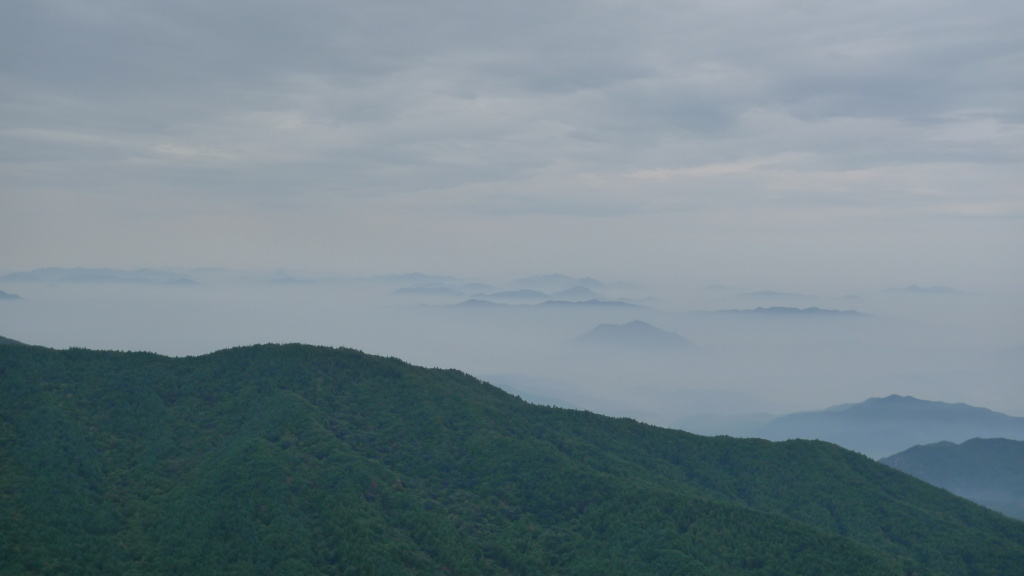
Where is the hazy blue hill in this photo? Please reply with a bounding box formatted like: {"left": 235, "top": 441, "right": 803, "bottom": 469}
{"left": 2, "top": 345, "right": 1024, "bottom": 575}
{"left": 0, "top": 290, "right": 21, "bottom": 299}
{"left": 576, "top": 320, "right": 694, "bottom": 349}
{"left": 394, "top": 284, "right": 464, "bottom": 296}
{"left": 718, "top": 306, "right": 866, "bottom": 316}
{"left": 480, "top": 289, "right": 549, "bottom": 300}
{"left": 539, "top": 299, "right": 639, "bottom": 308}
{"left": 454, "top": 298, "right": 508, "bottom": 307}
{"left": 549, "top": 286, "right": 603, "bottom": 301}
{"left": 881, "top": 438, "right": 1024, "bottom": 521}
{"left": 0, "top": 334, "right": 26, "bottom": 345}
{"left": 736, "top": 291, "right": 816, "bottom": 300}
{"left": 509, "top": 274, "right": 604, "bottom": 291}
{"left": 370, "top": 272, "right": 457, "bottom": 284}
{"left": 752, "top": 395, "right": 1024, "bottom": 459}
{"left": 450, "top": 298, "right": 638, "bottom": 309}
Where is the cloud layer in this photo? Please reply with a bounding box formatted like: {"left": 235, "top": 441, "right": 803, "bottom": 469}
{"left": 2, "top": 0, "right": 1022, "bottom": 289}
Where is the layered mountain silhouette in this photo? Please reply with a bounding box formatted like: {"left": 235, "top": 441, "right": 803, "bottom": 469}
{"left": 749, "top": 395, "right": 1024, "bottom": 459}
{"left": 736, "top": 291, "right": 816, "bottom": 300}
{"left": 393, "top": 284, "right": 464, "bottom": 296}
{"left": 454, "top": 299, "right": 640, "bottom": 309}
{"left": 881, "top": 438, "right": 1024, "bottom": 521}
{"left": 717, "top": 306, "right": 866, "bottom": 317}
{"left": 3, "top": 341, "right": 1023, "bottom": 574}
{"left": 576, "top": 320, "right": 694, "bottom": 349}
{"left": 509, "top": 274, "right": 604, "bottom": 291}
{"left": 477, "top": 289, "right": 549, "bottom": 300}
{"left": 549, "top": 286, "right": 603, "bottom": 300}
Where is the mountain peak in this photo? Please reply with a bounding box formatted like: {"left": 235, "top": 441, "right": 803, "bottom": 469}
{"left": 754, "top": 396, "right": 1024, "bottom": 459}
{"left": 577, "top": 320, "right": 693, "bottom": 349}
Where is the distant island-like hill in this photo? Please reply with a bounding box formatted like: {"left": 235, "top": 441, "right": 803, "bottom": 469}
{"left": 576, "top": 320, "right": 694, "bottom": 349}
{"left": 2, "top": 342, "right": 1023, "bottom": 575}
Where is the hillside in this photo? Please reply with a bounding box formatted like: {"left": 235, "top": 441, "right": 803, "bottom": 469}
{"left": 2, "top": 344, "right": 1024, "bottom": 575}
{"left": 881, "top": 438, "right": 1024, "bottom": 521}
{"left": 751, "top": 395, "right": 1024, "bottom": 459}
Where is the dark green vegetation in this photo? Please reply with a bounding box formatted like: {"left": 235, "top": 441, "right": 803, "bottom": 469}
{"left": 2, "top": 343, "right": 1024, "bottom": 576}
{"left": 881, "top": 438, "right": 1024, "bottom": 521}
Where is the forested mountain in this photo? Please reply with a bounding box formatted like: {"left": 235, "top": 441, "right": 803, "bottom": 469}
{"left": 2, "top": 343, "right": 1024, "bottom": 575}
{"left": 881, "top": 438, "right": 1024, "bottom": 521}
{"left": 0, "top": 335, "right": 26, "bottom": 345}
{"left": 750, "top": 395, "right": 1024, "bottom": 459}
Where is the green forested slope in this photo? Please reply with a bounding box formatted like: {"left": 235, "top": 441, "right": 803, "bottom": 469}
{"left": 2, "top": 343, "right": 1023, "bottom": 575}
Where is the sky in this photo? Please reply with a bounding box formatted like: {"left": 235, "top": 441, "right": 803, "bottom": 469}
{"left": 2, "top": 0, "right": 1022, "bottom": 290}
{"left": 1, "top": 1, "right": 1023, "bottom": 420}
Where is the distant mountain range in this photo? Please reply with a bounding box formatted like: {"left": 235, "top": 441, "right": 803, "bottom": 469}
{"left": 735, "top": 290, "right": 816, "bottom": 300}
{"left": 881, "top": 438, "right": 1024, "bottom": 521}
{"left": 478, "top": 289, "right": 548, "bottom": 300}
{"left": 453, "top": 298, "right": 640, "bottom": 309}
{"left": 0, "top": 289, "right": 21, "bottom": 299}
{"left": 371, "top": 272, "right": 458, "bottom": 284}
{"left": 393, "top": 284, "right": 465, "bottom": 296}
{"left": 576, "top": 320, "right": 693, "bottom": 349}
{"left": 747, "top": 395, "right": 1024, "bottom": 459}
{"left": 509, "top": 273, "right": 604, "bottom": 291}
{"left": 717, "top": 306, "right": 866, "bottom": 317}
{"left": 470, "top": 286, "right": 604, "bottom": 302}
{"left": 540, "top": 299, "right": 637, "bottom": 308}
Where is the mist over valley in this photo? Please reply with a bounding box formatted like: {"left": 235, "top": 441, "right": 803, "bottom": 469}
{"left": 2, "top": 266, "right": 1020, "bottom": 428}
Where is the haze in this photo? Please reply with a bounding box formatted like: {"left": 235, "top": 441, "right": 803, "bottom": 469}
{"left": 2, "top": 1, "right": 1022, "bottom": 423}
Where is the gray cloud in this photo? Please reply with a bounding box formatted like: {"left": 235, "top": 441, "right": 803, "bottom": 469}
{"left": 1, "top": 0, "right": 1022, "bottom": 293}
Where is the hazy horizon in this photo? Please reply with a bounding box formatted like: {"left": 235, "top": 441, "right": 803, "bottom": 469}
{"left": 2, "top": 2, "right": 1021, "bottom": 422}
{"left": 1, "top": 266, "right": 1021, "bottom": 424}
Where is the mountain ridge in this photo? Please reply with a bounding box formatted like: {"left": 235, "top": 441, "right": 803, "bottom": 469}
{"left": 748, "top": 395, "right": 1024, "bottom": 459}
{"left": 2, "top": 342, "right": 1023, "bottom": 575}
{"left": 881, "top": 438, "right": 1024, "bottom": 521}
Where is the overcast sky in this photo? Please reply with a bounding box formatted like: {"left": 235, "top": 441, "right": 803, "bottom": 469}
{"left": 2, "top": 0, "right": 1022, "bottom": 292}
